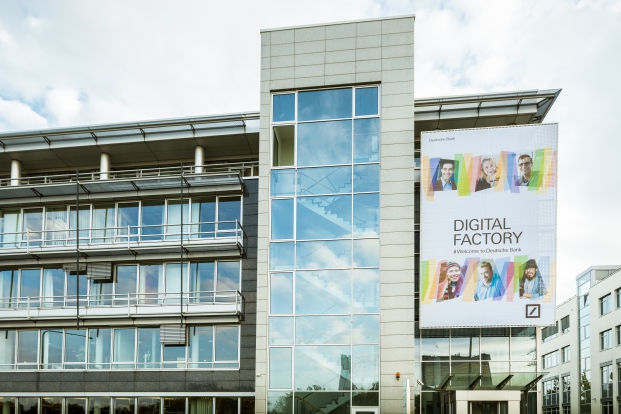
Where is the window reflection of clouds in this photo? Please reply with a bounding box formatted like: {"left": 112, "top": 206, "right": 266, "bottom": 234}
{"left": 294, "top": 345, "right": 351, "bottom": 391}
{"left": 352, "top": 269, "right": 379, "bottom": 313}
{"left": 269, "top": 348, "right": 292, "bottom": 389}
{"left": 295, "top": 270, "right": 350, "bottom": 315}
{"left": 353, "top": 239, "right": 380, "bottom": 268}
{"left": 296, "top": 196, "right": 352, "bottom": 240}
{"left": 510, "top": 327, "right": 536, "bottom": 361}
{"left": 296, "top": 315, "right": 351, "bottom": 345}
{"left": 270, "top": 273, "right": 293, "bottom": 314}
{"left": 269, "top": 242, "right": 294, "bottom": 270}
{"left": 354, "top": 119, "right": 380, "bottom": 163}
{"left": 297, "top": 166, "right": 352, "bottom": 196}
{"left": 270, "top": 169, "right": 296, "bottom": 197}
{"left": 480, "top": 329, "right": 510, "bottom": 361}
{"left": 297, "top": 121, "right": 352, "bottom": 167}
{"left": 296, "top": 240, "right": 351, "bottom": 269}
{"left": 298, "top": 89, "right": 352, "bottom": 121}
{"left": 353, "top": 193, "right": 380, "bottom": 237}
{"left": 268, "top": 317, "right": 294, "bottom": 345}
{"left": 352, "top": 345, "right": 379, "bottom": 390}
{"left": 273, "top": 94, "right": 295, "bottom": 122}
{"left": 355, "top": 87, "right": 379, "bottom": 117}
{"left": 352, "top": 315, "right": 379, "bottom": 344}
{"left": 271, "top": 199, "right": 294, "bottom": 240}
{"left": 353, "top": 164, "right": 380, "bottom": 193}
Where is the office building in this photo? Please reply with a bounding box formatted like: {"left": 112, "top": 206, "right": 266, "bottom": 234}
{"left": 0, "top": 15, "right": 563, "bottom": 414}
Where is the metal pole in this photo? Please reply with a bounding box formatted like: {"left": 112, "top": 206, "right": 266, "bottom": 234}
{"left": 180, "top": 162, "right": 183, "bottom": 324}
{"left": 76, "top": 168, "right": 80, "bottom": 330}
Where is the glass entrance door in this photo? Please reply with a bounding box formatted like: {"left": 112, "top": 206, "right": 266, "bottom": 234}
{"left": 470, "top": 401, "right": 508, "bottom": 414}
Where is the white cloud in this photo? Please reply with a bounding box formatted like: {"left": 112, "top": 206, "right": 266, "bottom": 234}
{"left": 44, "top": 87, "right": 83, "bottom": 126}
{"left": 0, "top": 97, "right": 48, "bottom": 131}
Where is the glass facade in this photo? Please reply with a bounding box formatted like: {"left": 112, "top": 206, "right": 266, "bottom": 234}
{"left": 577, "top": 272, "right": 591, "bottom": 413}
{"left": 268, "top": 87, "right": 380, "bottom": 413}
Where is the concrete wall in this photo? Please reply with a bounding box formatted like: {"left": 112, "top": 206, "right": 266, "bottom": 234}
{"left": 257, "top": 16, "right": 416, "bottom": 414}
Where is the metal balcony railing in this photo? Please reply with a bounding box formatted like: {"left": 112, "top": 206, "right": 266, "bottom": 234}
{"left": 4, "top": 359, "right": 240, "bottom": 371}
{"left": 0, "top": 161, "right": 258, "bottom": 188}
{"left": 0, "top": 220, "right": 245, "bottom": 253}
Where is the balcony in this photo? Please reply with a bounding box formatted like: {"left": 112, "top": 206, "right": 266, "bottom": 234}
{"left": 0, "top": 290, "right": 245, "bottom": 323}
{"left": 0, "top": 220, "right": 246, "bottom": 261}
{"left": 0, "top": 162, "right": 257, "bottom": 204}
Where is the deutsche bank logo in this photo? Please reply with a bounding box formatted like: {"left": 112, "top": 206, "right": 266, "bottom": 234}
{"left": 525, "top": 304, "right": 541, "bottom": 318}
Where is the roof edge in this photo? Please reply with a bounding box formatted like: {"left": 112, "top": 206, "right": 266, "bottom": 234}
{"left": 260, "top": 14, "right": 415, "bottom": 33}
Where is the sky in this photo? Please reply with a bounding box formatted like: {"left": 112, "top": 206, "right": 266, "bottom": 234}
{"left": 1, "top": 0, "right": 620, "bottom": 302}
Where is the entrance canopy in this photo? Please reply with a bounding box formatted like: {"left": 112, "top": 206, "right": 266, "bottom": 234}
{"left": 436, "top": 372, "right": 548, "bottom": 391}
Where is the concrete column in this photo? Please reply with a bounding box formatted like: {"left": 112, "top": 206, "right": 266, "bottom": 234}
{"left": 100, "top": 153, "right": 110, "bottom": 180}
{"left": 194, "top": 146, "right": 205, "bottom": 173}
{"left": 10, "top": 160, "right": 21, "bottom": 186}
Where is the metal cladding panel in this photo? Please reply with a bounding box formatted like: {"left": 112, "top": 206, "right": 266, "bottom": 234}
{"left": 34, "top": 183, "right": 87, "bottom": 196}
{"left": 160, "top": 324, "right": 186, "bottom": 345}
{"left": 132, "top": 177, "right": 183, "bottom": 190}
{"left": 185, "top": 174, "right": 241, "bottom": 187}
{"left": 0, "top": 187, "right": 39, "bottom": 199}
{"left": 81, "top": 180, "right": 137, "bottom": 193}
{"left": 87, "top": 262, "right": 112, "bottom": 280}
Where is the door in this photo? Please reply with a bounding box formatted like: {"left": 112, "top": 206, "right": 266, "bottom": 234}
{"left": 470, "top": 401, "right": 508, "bottom": 414}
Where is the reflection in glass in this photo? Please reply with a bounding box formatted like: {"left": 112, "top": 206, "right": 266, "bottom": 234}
{"left": 297, "top": 195, "right": 351, "bottom": 240}
{"left": 117, "top": 203, "right": 139, "bottom": 241}
{"left": 114, "top": 398, "right": 135, "bottom": 414}
{"left": 166, "top": 200, "right": 189, "bottom": 240}
{"left": 163, "top": 398, "right": 185, "bottom": 414}
{"left": 163, "top": 345, "right": 186, "bottom": 368}
{"left": 0, "top": 269, "right": 17, "bottom": 308}
{"left": 296, "top": 316, "right": 350, "bottom": 345}
{"left": 139, "top": 264, "right": 162, "bottom": 304}
{"left": 188, "top": 398, "right": 212, "bottom": 414}
{"left": 92, "top": 203, "right": 115, "bottom": 243}
{"left": 66, "top": 272, "right": 87, "bottom": 307}
{"left": 273, "top": 93, "right": 295, "bottom": 122}
{"left": 480, "top": 328, "right": 510, "bottom": 361}
{"left": 270, "top": 169, "right": 296, "bottom": 197}
{"left": 164, "top": 263, "right": 187, "bottom": 303}
{"left": 141, "top": 200, "right": 164, "bottom": 241}
{"left": 88, "top": 397, "right": 110, "bottom": 414}
{"left": 137, "top": 397, "right": 159, "bottom": 414}
{"left": 269, "top": 317, "right": 294, "bottom": 345}
{"left": 45, "top": 206, "right": 68, "bottom": 245}
{"left": 295, "top": 346, "right": 350, "bottom": 390}
{"left": 296, "top": 270, "right": 350, "bottom": 315}
{"left": 190, "top": 262, "right": 214, "bottom": 302}
{"left": 267, "top": 392, "right": 292, "bottom": 414}
{"left": 66, "top": 398, "right": 87, "bottom": 414}
{"left": 421, "top": 329, "right": 450, "bottom": 360}
{"left": 354, "top": 119, "right": 380, "bottom": 163}
{"left": 352, "top": 345, "right": 379, "bottom": 390}
{"left": 352, "top": 392, "right": 379, "bottom": 407}
{"left": 269, "top": 347, "right": 292, "bottom": 389}
{"left": 271, "top": 199, "right": 293, "bottom": 240}
{"left": 420, "top": 361, "right": 450, "bottom": 389}
{"left": 20, "top": 269, "right": 41, "bottom": 307}
{"left": 355, "top": 87, "right": 379, "bottom": 116}
{"left": 217, "top": 261, "right": 240, "bottom": 292}
{"left": 42, "top": 398, "right": 62, "bottom": 414}
{"left": 19, "top": 399, "right": 38, "bottom": 414}
{"left": 116, "top": 266, "right": 137, "bottom": 304}
{"left": 353, "top": 164, "right": 379, "bottom": 193}
{"left": 64, "top": 329, "right": 87, "bottom": 369}
{"left": 191, "top": 197, "right": 215, "bottom": 238}
{"left": 353, "top": 193, "right": 379, "bottom": 237}
{"left": 511, "top": 327, "right": 536, "bottom": 361}
{"left": 269, "top": 242, "right": 294, "bottom": 270}
{"left": 0, "top": 398, "right": 15, "bottom": 414}
{"left": 113, "top": 328, "right": 135, "bottom": 368}
{"left": 451, "top": 361, "right": 479, "bottom": 378}
{"left": 296, "top": 240, "right": 351, "bottom": 270}
{"left": 88, "top": 328, "right": 111, "bottom": 369}
{"left": 297, "top": 121, "right": 352, "bottom": 167}
{"left": 451, "top": 329, "right": 480, "bottom": 360}
{"left": 298, "top": 166, "right": 352, "bottom": 196}
{"left": 0, "top": 330, "right": 15, "bottom": 369}
{"left": 188, "top": 326, "right": 213, "bottom": 368}
{"left": 89, "top": 279, "right": 113, "bottom": 306}
{"left": 69, "top": 205, "right": 91, "bottom": 243}
{"left": 352, "top": 269, "right": 379, "bottom": 313}
{"left": 215, "top": 326, "right": 239, "bottom": 363}
{"left": 298, "top": 88, "right": 352, "bottom": 121}
{"left": 270, "top": 273, "right": 293, "bottom": 314}
{"left": 42, "top": 268, "right": 64, "bottom": 307}
{"left": 17, "top": 330, "right": 38, "bottom": 369}
{"left": 218, "top": 197, "right": 241, "bottom": 233}
{"left": 352, "top": 239, "right": 379, "bottom": 268}
{"left": 215, "top": 398, "right": 238, "bottom": 414}
{"left": 22, "top": 208, "right": 43, "bottom": 246}
{"left": 137, "top": 328, "right": 160, "bottom": 369}
{"left": 352, "top": 315, "right": 379, "bottom": 344}
{"left": 0, "top": 208, "right": 20, "bottom": 248}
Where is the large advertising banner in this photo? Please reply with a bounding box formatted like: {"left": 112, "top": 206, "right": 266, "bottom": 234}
{"left": 420, "top": 124, "right": 557, "bottom": 327}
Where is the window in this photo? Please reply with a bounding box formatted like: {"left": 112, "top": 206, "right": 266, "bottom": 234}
{"left": 617, "top": 288, "right": 621, "bottom": 308}
{"left": 543, "top": 350, "right": 559, "bottom": 369}
{"left": 542, "top": 378, "right": 559, "bottom": 407}
{"left": 561, "top": 346, "right": 570, "bottom": 363}
{"left": 601, "top": 365, "right": 613, "bottom": 399}
{"left": 561, "top": 316, "right": 570, "bottom": 333}
{"left": 542, "top": 322, "right": 558, "bottom": 342}
{"left": 602, "top": 401, "right": 613, "bottom": 414}
{"left": 617, "top": 325, "right": 621, "bottom": 346}
{"left": 600, "top": 293, "right": 611, "bottom": 315}
{"left": 600, "top": 329, "right": 612, "bottom": 350}
{"left": 561, "top": 375, "right": 570, "bottom": 405}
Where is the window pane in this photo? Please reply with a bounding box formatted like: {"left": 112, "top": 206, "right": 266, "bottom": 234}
{"left": 355, "top": 87, "right": 379, "bottom": 116}
{"left": 118, "top": 203, "right": 139, "bottom": 241}
{"left": 141, "top": 200, "right": 164, "bottom": 241}
{"left": 17, "top": 330, "right": 38, "bottom": 368}
{"left": 353, "top": 164, "right": 380, "bottom": 193}
{"left": 354, "top": 118, "right": 380, "bottom": 163}
{"left": 0, "top": 209, "right": 20, "bottom": 248}
{"left": 296, "top": 195, "right": 352, "bottom": 240}
{"left": 267, "top": 393, "right": 292, "bottom": 414}
{"left": 137, "top": 398, "right": 159, "bottom": 414}
{"left": 511, "top": 327, "right": 536, "bottom": 360}
{"left": 188, "top": 398, "right": 212, "bottom": 414}
{"left": 270, "top": 273, "right": 293, "bottom": 314}
{"left": 352, "top": 269, "right": 379, "bottom": 313}
{"left": 113, "top": 328, "right": 135, "bottom": 368}
{"left": 297, "top": 120, "right": 352, "bottom": 166}
{"left": 273, "top": 93, "right": 295, "bottom": 122}
{"left": 41, "top": 329, "right": 63, "bottom": 369}
{"left": 353, "top": 239, "right": 380, "bottom": 268}
{"left": 270, "top": 169, "right": 296, "bottom": 197}
{"left": 163, "top": 398, "right": 185, "bottom": 414}
{"left": 296, "top": 315, "right": 350, "bottom": 345}
{"left": 353, "top": 193, "right": 379, "bottom": 237}
{"left": 191, "top": 197, "right": 216, "bottom": 238}
{"left": 296, "top": 240, "right": 351, "bottom": 269}
{"left": 218, "top": 196, "right": 241, "bottom": 232}
{"left": 64, "top": 329, "right": 87, "bottom": 368}
{"left": 0, "top": 269, "right": 18, "bottom": 308}
{"left": 295, "top": 345, "right": 350, "bottom": 390}
{"left": 164, "top": 263, "right": 187, "bottom": 303}
{"left": 296, "top": 270, "right": 350, "bottom": 315}
{"left": 67, "top": 273, "right": 87, "bottom": 307}
{"left": 137, "top": 328, "right": 160, "bottom": 369}
{"left": 45, "top": 205, "right": 68, "bottom": 246}
{"left": 0, "top": 330, "right": 15, "bottom": 369}
{"left": 297, "top": 166, "right": 352, "bottom": 196}
{"left": 163, "top": 345, "right": 186, "bottom": 368}
{"left": 88, "top": 398, "right": 110, "bottom": 414}
{"left": 139, "top": 264, "right": 162, "bottom": 304}
{"left": 190, "top": 262, "right": 214, "bottom": 302}
{"left": 69, "top": 205, "right": 91, "bottom": 243}
{"left": 352, "top": 345, "right": 379, "bottom": 390}
{"left": 268, "top": 317, "right": 294, "bottom": 345}
{"left": 451, "top": 328, "right": 480, "bottom": 360}
{"left": 271, "top": 199, "right": 294, "bottom": 240}
{"left": 166, "top": 200, "right": 189, "bottom": 240}
{"left": 23, "top": 208, "right": 43, "bottom": 246}
{"left": 92, "top": 203, "right": 115, "bottom": 243}
{"left": 66, "top": 398, "right": 87, "bottom": 414}
{"left": 298, "top": 88, "right": 352, "bottom": 121}
{"left": 295, "top": 392, "right": 349, "bottom": 413}
{"left": 188, "top": 326, "right": 213, "bottom": 368}
{"left": 269, "top": 242, "right": 294, "bottom": 270}
{"left": 480, "top": 328, "right": 510, "bottom": 360}
{"left": 89, "top": 279, "right": 113, "bottom": 306}
{"left": 269, "top": 347, "right": 292, "bottom": 389}
{"left": 114, "top": 398, "right": 135, "bottom": 414}
{"left": 0, "top": 398, "right": 15, "bottom": 414}
{"left": 215, "top": 326, "right": 239, "bottom": 362}
{"left": 42, "top": 268, "right": 64, "bottom": 307}
{"left": 215, "top": 398, "right": 238, "bottom": 414}
{"left": 421, "top": 329, "right": 450, "bottom": 359}
{"left": 19, "top": 399, "right": 38, "bottom": 414}
{"left": 217, "top": 261, "right": 240, "bottom": 291}
{"left": 116, "top": 265, "right": 137, "bottom": 299}
{"left": 42, "top": 398, "right": 61, "bottom": 414}
{"left": 88, "top": 328, "right": 111, "bottom": 369}
{"left": 20, "top": 269, "right": 41, "bottom": 308}
{"left": 352, "top": 315, "right": 379, "bottom": 344}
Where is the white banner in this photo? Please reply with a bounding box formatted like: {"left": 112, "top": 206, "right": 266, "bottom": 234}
{"left": 420, "top": 124, "right": 557, "bottom": 327}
